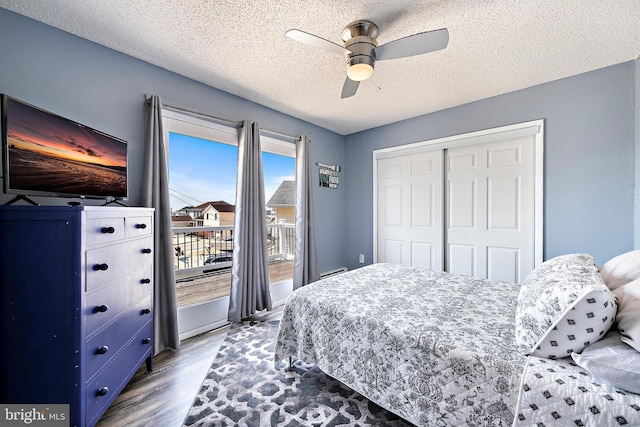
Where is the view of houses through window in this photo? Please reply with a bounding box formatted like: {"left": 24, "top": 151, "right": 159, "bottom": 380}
{"left": 168, "top": 131, "right": 296, "bottom": 308}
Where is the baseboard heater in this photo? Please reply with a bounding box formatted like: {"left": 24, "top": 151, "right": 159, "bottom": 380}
{"left": 319, "top": 267, "right": 348, "bottom": 279}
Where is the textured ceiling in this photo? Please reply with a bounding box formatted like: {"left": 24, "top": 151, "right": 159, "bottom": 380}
{"left": 1, "top": 1, "right": 639, "bottom": 135}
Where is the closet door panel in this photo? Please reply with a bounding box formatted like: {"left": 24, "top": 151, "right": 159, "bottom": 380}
{"left": 383, "top": 184, "right": 403, "bottom": 226}
{"left": 488, "top": 176, "right": 519, "bottom": 230}
{"left": 411, "top": 182, "right": 433, "bottom": 227}
{"left": 377, "top": 151, "right": 443, "bottom": 269}
{"left": 448, "top": 244, "right": 476, "bottom": 276}
{"left": 446, "top": 135, "right": 535, "bottom": 282}
{"left": 411, "top": 241, "right": 434, "bottom": 270}
{"left": 448, "top": 179, "right": 476, "bottom": 228}
{"left": 383, "top": 240, "right": 403, "bottom": 265}
{"left": 487, "top": 247, "right": 520, "bottom": 283}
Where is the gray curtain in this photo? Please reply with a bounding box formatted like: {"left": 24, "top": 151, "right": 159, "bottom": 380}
{"left": 143, "top": 95, "right": 180, "bottom": 354}
{"left": 293, "top": 135, "right": 319, "bottom": 289}
{"left": 228, "top": 120, "right": 272, "bottom": 322}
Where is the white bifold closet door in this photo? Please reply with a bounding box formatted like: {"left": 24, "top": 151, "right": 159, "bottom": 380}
{"left": 376, "top": 131, "right": 537, "bottom": 283}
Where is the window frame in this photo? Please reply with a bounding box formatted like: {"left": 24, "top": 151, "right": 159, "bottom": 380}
{"left": 163, "top": 109, "right": 296, "bottom": 158}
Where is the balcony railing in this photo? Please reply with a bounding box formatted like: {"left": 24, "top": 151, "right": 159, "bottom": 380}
{"left": 172, "top": 223, "right": 295, "bottom": 277}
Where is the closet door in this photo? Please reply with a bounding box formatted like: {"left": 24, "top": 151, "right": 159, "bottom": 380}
{"left": 446, "top": 135, "right": 535, "bottom": 283}
{"left": 376, "top": 150, "right": 444, "bottom": 270}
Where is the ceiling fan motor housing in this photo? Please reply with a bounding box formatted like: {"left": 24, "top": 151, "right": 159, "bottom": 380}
{"left": 342, "top": 21, "right": 378, "bottom": 80}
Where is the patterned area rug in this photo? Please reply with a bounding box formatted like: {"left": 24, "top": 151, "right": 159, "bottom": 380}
{"left": 183, "top": 320, "right": 413, "bottom": 426}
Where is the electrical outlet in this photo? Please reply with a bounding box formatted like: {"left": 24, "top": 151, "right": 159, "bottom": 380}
{"left": 359, "top": 253, "right": 365, "bottom": 263}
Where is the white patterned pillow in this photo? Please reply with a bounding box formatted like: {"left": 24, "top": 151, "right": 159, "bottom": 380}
{"left": 599, "top": 249, "right": 640, "bottom": 290}
{"left": 515, "top": 253, "right": 617, "bottom": 359}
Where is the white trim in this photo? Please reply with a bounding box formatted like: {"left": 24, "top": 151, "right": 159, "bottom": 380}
{"left": 534, "top": 121, "right": 545, "bottom": 266}
{"left": 270, "top": 279, "right": 293, "bottom": 307}
{"left": 163, "top": 109, "right": 238, "bottom": 146}
{"left": 163, "top": 109, "right": 296, "bottom": 158}
{"left": 177, "top": 281, "right": 290, "bottom": 341}
{"left": 374, "top": 122, "right": 542, "bottom": 159}
{"left": 373, "top": 119, "right": 544, "bottom": 269}
{"left": 261, "top": 136, "right": 297, "bottom": 158}
{"left": 372, "top": 154, "right": 379, "bottom": 264}
{"left": 177, "top": 297, "right": 230, "bottom": 341}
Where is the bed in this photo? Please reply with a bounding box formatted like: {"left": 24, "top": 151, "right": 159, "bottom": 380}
{"left": 274, "top": 253, "right": 640, "bottom": 426}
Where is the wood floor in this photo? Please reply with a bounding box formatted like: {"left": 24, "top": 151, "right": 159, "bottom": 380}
{"left": 97, "top": 307, "right": 283, "bottom": 427}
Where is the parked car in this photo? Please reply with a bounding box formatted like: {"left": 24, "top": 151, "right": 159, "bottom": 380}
{"left": 204, "top": 254, "right": 233, "bottom": 265}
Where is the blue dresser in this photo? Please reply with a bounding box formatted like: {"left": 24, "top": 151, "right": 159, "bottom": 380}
{"left": 0, "top": 206, "right": 154, "bottom": 427}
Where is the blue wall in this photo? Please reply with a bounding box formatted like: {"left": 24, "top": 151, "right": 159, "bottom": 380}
{"left": 0, "top": 8, "right": 346, "bottom": 273}
{"left": 1, "top": 8, "right": 637, "bottom": 273}
{"left": 344, "top": 62, "right": 636, "bottom": 269}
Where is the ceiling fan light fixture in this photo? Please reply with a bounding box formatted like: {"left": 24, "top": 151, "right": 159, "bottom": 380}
{"left": 346, "top": 54, "right": 375, "bottom": 81}
{"left": 347, "top": 62, "right": 374, "bottom": 81}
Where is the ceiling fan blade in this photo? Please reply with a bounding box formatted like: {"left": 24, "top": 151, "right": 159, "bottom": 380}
{"left": 374, "top": 28, "right": 449, "bottom": 61}
{"left": 341, "top": 78, "right": 360, "bottom": 99}
{"left": 285, "top": 29, "right": 350, "bottom": 56}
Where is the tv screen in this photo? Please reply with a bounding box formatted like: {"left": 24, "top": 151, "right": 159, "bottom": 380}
{"left": 1, "top": 95, "right": 127, "bottom": 201}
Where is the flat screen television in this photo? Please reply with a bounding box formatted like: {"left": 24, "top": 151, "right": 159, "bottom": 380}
{"left": 1, "top": 94, "right": 127, "bottom": 203}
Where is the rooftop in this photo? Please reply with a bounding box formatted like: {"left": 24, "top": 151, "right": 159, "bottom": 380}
{"left": 267, "top": 181, "right": 295, "bottom": 207}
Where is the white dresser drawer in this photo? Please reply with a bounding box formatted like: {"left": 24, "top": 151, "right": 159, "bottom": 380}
{"left": 86, "top": 216, "right": 126, "bottom": 246}
{"left": 125, "top": 214, "right": 153, "bottom": 239}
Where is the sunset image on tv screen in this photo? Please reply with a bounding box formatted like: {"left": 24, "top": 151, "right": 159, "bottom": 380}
{"left": 5, "top": 97, "right": 127, "bottom": 199}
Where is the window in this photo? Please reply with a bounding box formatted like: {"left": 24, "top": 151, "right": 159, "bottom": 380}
{"left": 163, "top": 109, "right": 295, "bottom": 310}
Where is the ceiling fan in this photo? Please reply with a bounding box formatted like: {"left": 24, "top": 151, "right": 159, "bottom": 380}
{"left": 285, "top": 20, "right": 449, "bottom": 98}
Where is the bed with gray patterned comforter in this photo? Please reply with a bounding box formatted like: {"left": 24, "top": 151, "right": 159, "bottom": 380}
{"left": 274, "top": 262, "right": 640, "bottom": 426}
{"left": 274, "top": 263, "right": 526, "bottom": 426}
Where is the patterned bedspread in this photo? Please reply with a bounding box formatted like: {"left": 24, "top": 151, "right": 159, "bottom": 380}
{"left": 274, "top": 263, "right": 526, "bottom": 426}
{"left": 514, "top": 356, "right": 640, "bottom": 426}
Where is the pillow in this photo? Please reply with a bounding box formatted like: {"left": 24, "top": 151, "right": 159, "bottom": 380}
{"left": 613, "top": 278, "right": 640, "bottom": 352}
{"left": 599, "top": 249, "right": 640, "bottom": 290}
{"left": 571, "top": 331, "right": 640, "bottom": 394}
{"left": 515, "top": 253, "right": 617, "bottom": 359}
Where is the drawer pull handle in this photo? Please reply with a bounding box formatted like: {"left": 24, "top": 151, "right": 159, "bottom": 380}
{"left": 143, "top": 337, "right": 151, "bottom": 345}
{"left": 96, "top": 304, "right": 109, "bottom": 313}
{"left": 141, "top": 308, "right": 151, "bottom": 315}
{"left": 93, "top": 263, "right": 109, "bottom": 271}
{"left": 97, "top": 387, "right": 109, "bottom": 397}
{"left": 141, "top": 248, "right": 152, "bottom": 254}
{"left": 101, "top": 226, "right": 115, "bottom": 234}
{"left": 135, "top": 223, "right": 147, "bottom": 229}
{"left": 96, "top": 345, "right": 109, "bottom": 355}
{"left": 140, "top": 278, "right": 151, "bottom": 284}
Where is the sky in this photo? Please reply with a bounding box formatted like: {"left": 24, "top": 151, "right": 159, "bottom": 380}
{"left": 168, "top": 132, "right": 295, "bottom": 212}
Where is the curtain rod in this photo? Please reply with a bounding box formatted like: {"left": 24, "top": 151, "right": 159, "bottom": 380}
{"left": 161, "top": 102, "right": 301, "bottom": 143}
